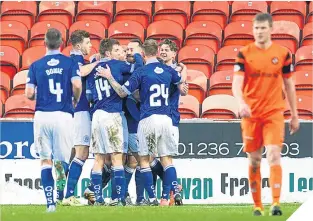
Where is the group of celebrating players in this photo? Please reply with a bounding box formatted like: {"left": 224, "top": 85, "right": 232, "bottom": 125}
{"left": 25, "top": 12, "right": 300, "bottom": 216}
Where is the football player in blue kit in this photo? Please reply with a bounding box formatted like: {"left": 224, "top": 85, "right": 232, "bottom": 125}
{"left": 25, "top": 28, "right": 82, "bottom": 212}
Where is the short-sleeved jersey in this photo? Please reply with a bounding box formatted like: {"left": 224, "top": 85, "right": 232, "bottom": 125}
{"left": 234, "top": 43, "right": 292, "bottom": 118}
{"left": 70, "top": 51, "right": 90, "bottom": 112}
{"left": 168, "top": 62, "right": 180, "bottom": 127}
{"left": 122, "top": 58, "right": 182, "bottom": 120}
{"left": 27, "top": 50, "right": 81, "bottom": 114}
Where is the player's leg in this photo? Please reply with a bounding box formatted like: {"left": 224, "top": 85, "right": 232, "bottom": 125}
{"left": 54, "top": 160, "right": 68, "bottom": 204}
{"left": 263, "top": 113, "right": 285, "bottom": 216}
{"left": 150, "top": 157, "right": 164, "bottom": 187}
{"left": 124, "top": 154, "right": 137, "bottom": 205}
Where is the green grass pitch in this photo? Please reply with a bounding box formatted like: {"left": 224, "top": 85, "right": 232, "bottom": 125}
{"left": 1, "top": 204, "right": 300, "bottom": 221}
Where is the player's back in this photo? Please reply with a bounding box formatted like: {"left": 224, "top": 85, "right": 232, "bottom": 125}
{"left": 235, "top": 43, "right": 291, "bottom": 118}
{"left": 30, "top": 53, "right": 79, "bottom": 114}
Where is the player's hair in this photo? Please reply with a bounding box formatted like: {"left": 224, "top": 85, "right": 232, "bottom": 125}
{"left": 99, "top": 38, "right": 120, "bottom": 56}
{"left": 159, "top": 39, "right": 178, "bottom": 52}
{"left": 253, "top": 13, "right": 273, "bottom": 27}
{"left": 142, "top": 39, "right": 158, "bottom": 56}
{"left": 130, "top": 39, "right": 143, "bottom": 49}
{"left": 45, "top": 28, "right": 62, "bottom": 50}
{"left": 70, "top": 30, "right": 90, "bottom": 46}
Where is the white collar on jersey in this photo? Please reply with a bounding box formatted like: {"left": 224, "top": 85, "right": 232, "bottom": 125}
{"left": 46, "top": 50, "right": 61, "bottom": 56}
{"left": 145, "top": 57, "right": 160, "bottom": 65}
{"left": 99, "top": 57, "right": 111, "bottom": 62}
{"left": 70, "top": 49, "right": 83, "bottom": 56}
{"left": 170, "top": 61, "right": 178, "bottom": 69}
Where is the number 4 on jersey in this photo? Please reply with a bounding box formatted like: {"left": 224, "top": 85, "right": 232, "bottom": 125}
{"left": 150, "top": 84, "right": 169, "bottom": 107}
{"left": 95, "top": 78, "right": 111, "bottom": 100}
{"left": 49, "top": 79, "right": 63, "bottom": 102}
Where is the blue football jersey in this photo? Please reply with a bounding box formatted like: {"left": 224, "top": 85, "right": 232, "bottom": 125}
{"left": 26, "top": 50, "right": 81, "bottom": 114}
{"left": 168, "top": 62, "right": 180, "bottom": 127}
{"left": 124, "top": 96, "right": 140, "bottom": 133}
{"left": 70, "top": 50, "right": 90, "bottom": 112}
{"left": 122, "top": 58, "right": 182, "bottom": 120}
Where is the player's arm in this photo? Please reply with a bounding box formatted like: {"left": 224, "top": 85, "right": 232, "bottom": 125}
{"left": 25, "top": 64, "right": 37, "bottom": 100}
{"left": 121, "top": 53, "right": 144, "bottom": 74}
{"left": 178, "top": 83, "right": 189, "bottom": 96}
{"left": 126, "top": 95, "right": 140, "bottom": 122}
{"left": 71, "top": 62, "right": 82, "bottom": 106}
{"left": 79, "top": 61, "right": 100, "bottom": 77}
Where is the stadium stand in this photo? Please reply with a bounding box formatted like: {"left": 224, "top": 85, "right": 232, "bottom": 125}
{"left": 186, "top": 70, "right": 207, "bottom": 104}
{"left": 215, "top": 45, "right": 243, "bottom": 72}
{"left": 0, "top": 71, "right": 10, "bottom": 104}
{"left": 4, "top": 94, "right": 35, "bottom": 118}
{"left": 293, "top": 70, "right": 313, "bottom": 98}
{"left": 230, "top": 1, "right": 268, "bottom": 22}
{"left": 11, "top": 70, "right": 28, "bottom": 96}
{"left": 178, "top": 95, "right": 200, "bottom": 119}
{"left": 285, "top": 95, "right": 313, "bottom": 120}
{"left": 21, "top": 46, "right": 46, "bottom": 71}
{"left": 208, "top": 70, "right": 233, "bottom": 96}
{"left": 301, "top": 23, "right": 313, "bottom": 46}
{"left": 0, "top": 45, "right": 20, "bottom": 80}
{"left": 295, "top": 46, "right": 313, "bottom": 71}
{"left": 223, "top": 21, "right": 254, "bottom": 46}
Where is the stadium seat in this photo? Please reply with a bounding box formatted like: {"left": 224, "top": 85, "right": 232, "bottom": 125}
{"left": 76, "top": 1, "right": 113, "bottom": 28}
{"left": 29, "top": 21, "right": 67, "bottom": 48}
{"left": 201, "top": 95, "right": 239, "bottom": 119}
{"left": 146, "top": 20, "right": 183, "bottom": 48}
{"left": 0, "top": 45, "right": 20, "bottom": 79}
{"left": 271, "top": 21, "right": 300, "bottom": 54}
{"left": 178, "top": 45, "right": 215, "bottom": 78}
{"left": 69, "top": 21, "right": 106, "bottom": 51}
{"left": 307, "top": 1, "right": 313, "bottom": 24}
{"left": 192, "top": 2, "right": 229, "bottom": 29}
{"left": 186, "top": 70, "right": 207, "bottom": 104}
{"left": 115, "top": 1, "right": 152, "bottom": 29}
{"left": 38, "top": 1, "right": 75, "bottom": 29}
{"left": 295, "top": 46, "right": 313, "bottom": 71}
{"left": 0, "top": 21, "right": 29, "bottom": 55}
{"left": 208, "top": 70, "right": 233, "bottom": 96}
{"left": 216, "top": 45, "right": 243, "bottom": 72}
{"left": 230, "top": 1, "right": 268, "bottom": 22}
{"left": 153, "top": 1, "right": 190, "bottom": 29}
{"left": 0, "top": 71, "right": 10, "bottom": 103}
{"left": 293, "top": 70, "right": 313, "bottom": 98}
{"left": 284, "top": 95, "right": 313, "bottom": 120}
{"left": 223, "top": 21, "right": 253, "bottom": 46}
{"left": 62, "top": 46, "right": 98, "bottom": 63}
{"left": 0, "top": 1, "right": 37, "bottom": 29}
{"left": 21, "top": 46, "right": 46, "bottom": 71}
{"left": 270, "top": 1, "right": 306, "bottom": 29}
{"left": 178, "top": 95, "right": 200, "bottom": 119}
{"left": 184, "top": 21, "right": 222, "bottom": 54}
{"left": 3, "top": 94, "right": 35, "bottom": 118}
{"left": 0, "top": 100, "right": 3, "bottom": 118}
{"left": 108, "top": 21, "right": 145, "bottom": 45}
{"left": 11, "top": 70, "right": 28, "bottom": 96}
{"left": 301, "top": 23, "right": 313, "bottom": 46}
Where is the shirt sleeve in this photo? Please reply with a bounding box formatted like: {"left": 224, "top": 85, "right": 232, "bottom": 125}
{"left": 71, "top": 60, "right": 82, "bottom": 83}
{"left": 234, "top": 50, "right": 245, "bottom": 76}
{"left": 169, "top": 66, "right": 182, "bottom": 85}
{"left": 26, "top": 63, "right": 37, "bottom": 88}
{"left": 121, "top": 69, "right": 141, "bottom": 95}
{"left": 282, "top": 52, "right": 293, "bottom": 79}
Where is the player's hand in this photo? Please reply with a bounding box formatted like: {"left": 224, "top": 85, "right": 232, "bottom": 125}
{"left": 178, "top": 63, "right": 186, "bottom": 71}
{"left": 90, "top": 53, "right": 101, "bottom": 62}
{"left": 133, "top": 45, "right": 143, "bottom": 56}
{"left": 239, "top": 102, "right": 251, "bottom": 118}
{"left": 96, "top": 65, "right": 112, "bottom": 79}
{"left": 179, "top": 82, "right": 189, "bottom": 95}
{"left": 289, "top": 116, "right": 300, "bottom": 135}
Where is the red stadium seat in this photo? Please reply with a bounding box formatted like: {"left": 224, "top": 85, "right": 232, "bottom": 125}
{"left": 271, "top": 21, "right": 300, "bottom": 54}
{"left": 38, "top": 1, "right": 75, "bottom": 29}
{"left": 62, "top": 46, "right": 98, "bottom": 64}
{"left": 146, "top": 20, "right": 183, "bottom": 48}
{"left": 0, "top": 1, "right": 37, "bottom": 29}
{"left": 11, "top": 70, "right": 28, "bottom": 96}
{"left": 21, "top": 46, "right": 46, "bottom": 71}
{"left": 216, "top": 45, "right": 243, "bottom": 72}
{"left": 192, "top": 2, "right": 229, "bottom": 29}
{"left": 69, "top": 21, "right": 106, "bottom": 51}
{"left": 29, "top": 21, "right": 67, "bottom": 48}
{"left": 293, "top": 71, "right": 313, "bottom": 98}
{"left": 4, "top": 94, "right": 35, "bottom": 118}
{"left": 179, "top": 95, "right": 200, "bottom": 119}
{"left": 0, "top": 100, "right": 3, "bottom": 118}
{"left": 208, "top": 70, "right": 233, "bottom": 96}
{"left": 0, "top": 45, "right": 20, "bottom": 79}
{"left": 295, "top": 46, "right": 313, "bottom": 71}
{"left": 307, "top": 2, "right": 313, "bottom": 24}
{"left": 301, "top": 23, "right": 313, "bottom": 47}
{"left": 115, "top": 1, "right": 152, "bottom": 29}
{"left": 153, "top": 1, "right": 190, "bottom": 29}
{"left": 230, "top": 1, "right": 268, "bottom": 22}
{"left": 184, "top": 21, "right": 222, "bottom": 54}
{"left": 108, "top": 21, "right": 145, "bottom": 45}
{"left": 178, "top": 45, "right": 215, "bottom": 79}
{"left": 186, "top": 70, "right": 207, "bottom": 104}
{"left": 201, "top": 95, "right": 239, "bottom": 119}
{"left": 76, "top": 1, "right": 113, "bottom": 29}
{"left": 223, "top": 21, "right": 253, "bottom": 46}
{"left": 284, "top": 95, "right": 313, "bottom": 120}
{"left": 270, "top": 1, "right": 306, "bottom": 29}
{"left": 0, "top": 21, "right": 28, "bottom": 55}
{"left": 0, "top": 71, "right": 10, "bottom": 103}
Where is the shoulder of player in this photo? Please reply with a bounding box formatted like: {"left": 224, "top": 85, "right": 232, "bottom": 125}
{"left": 237, "top": 43, "right": 255, "bottom": 58}
{"left": 272, "top": 43, "right": 290, "bottom": 57}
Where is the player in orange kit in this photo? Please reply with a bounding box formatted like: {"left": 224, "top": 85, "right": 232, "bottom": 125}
{"left": 232, "top": 13, "right": 300, "bottom": 216}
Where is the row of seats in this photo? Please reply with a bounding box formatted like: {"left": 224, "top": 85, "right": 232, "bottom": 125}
{"left": 1, "top": 93, "right": 312, "bottom": 120}
{"left": 1, "top": 1, "right": 312, "bottom": 30}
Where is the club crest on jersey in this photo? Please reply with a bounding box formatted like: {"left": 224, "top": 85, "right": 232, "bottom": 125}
{"left": 47, "top": 58, "right": 60, "bottom": 66}
{"left": 272, "top": 57, "right": 279, "bottom": 64}
{"left": 154, "top": 67, "right": 164, "bottom": 74}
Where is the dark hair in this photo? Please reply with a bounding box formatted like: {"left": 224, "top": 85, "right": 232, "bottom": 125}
{"left": 70, "top": 30, "right": 90, "bottom": 46}
{"left": 143, "top": 39, "right": 158, "bottom": 56}
{"left": 99, "top": 38, "right": 120, "bottom": 56}
{"left": 253, "top": 13, "right": 273, "bottom": 27}
{"left": 129, "top": 39, "right": 143, "bottom": 49}
{"left": 45, "top": 28, "right": 62, "bottom": 50}
{"left": 159, "top": 39, "right": 178, "bottom": 52}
